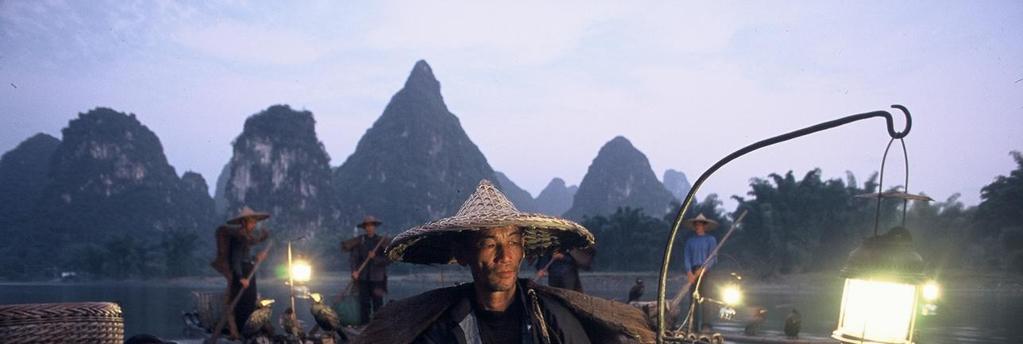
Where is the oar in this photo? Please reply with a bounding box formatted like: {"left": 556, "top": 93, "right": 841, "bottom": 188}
{"left": 336, "top": 235, "right": 389, "bottom": 302}
{"left": 208, "top": 241, "right": 274, "bottom": 344}
{"left": 532, "top": 254, "right": 558, "bottom": 282}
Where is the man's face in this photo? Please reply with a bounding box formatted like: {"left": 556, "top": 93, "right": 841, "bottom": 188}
{"left": 242, "top": 218, "right": 256, "bottom": 231}
{"left": 363, "top": 223, "right": 376, "bottom": 236}
{"left": 694, "top": 221, "right": 707, "bottom": 234}
{"left": 462, "top": 226, "right": 524, "bottom": 292}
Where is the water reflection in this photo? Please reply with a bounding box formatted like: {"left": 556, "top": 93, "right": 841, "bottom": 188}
{"left": 0, "top": 273, "right": 1019, "bottom": 344}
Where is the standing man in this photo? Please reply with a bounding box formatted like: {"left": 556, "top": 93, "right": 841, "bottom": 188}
{"left": 354, "top": 180, "right": 654, "bottom": 344}
{"left": 534, "top": 247, "right": 593, "bottom": 292}
{"left": 342, "top": 215, "right": 390, "bottom": 325}
{"left": 683, "top": 213, "right": 718, "bottom": 333}
{"left": 212, "top": 206, "right": 271, "bottom": 338}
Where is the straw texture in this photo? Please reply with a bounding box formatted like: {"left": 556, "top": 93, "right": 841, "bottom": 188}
{"left": 387, "top": 180, "right": 595, "bottom": 264}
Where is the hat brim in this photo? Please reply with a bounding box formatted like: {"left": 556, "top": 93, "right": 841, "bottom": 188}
{"left": 683, "top": 219, "right": 719, "bottom": 231}
{"left": 227, "top": 213, "right": 270, "bottom": 225}
{"left": 357, "top": 221, "right": 383, "bottom": 228}
{"left": 386, "top": 212, "right": 595, "bottom": 264}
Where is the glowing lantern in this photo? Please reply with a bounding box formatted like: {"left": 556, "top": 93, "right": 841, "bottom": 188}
{"left": 833, "top": 225, "right": 927, "bottom": 344}
{"left": 290, "top": 259, "right": 312, "bottom": 283}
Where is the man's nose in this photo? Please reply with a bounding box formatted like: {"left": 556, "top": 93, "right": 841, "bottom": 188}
{"left": 495, "top": 244, "right": 512, "bottom": 263}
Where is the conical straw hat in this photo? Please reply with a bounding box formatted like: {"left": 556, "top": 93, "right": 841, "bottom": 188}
{"left": 386, "top": 179, "right": 595, "bottom": 264}
{"left": 683, "top": 213, "right": 719, "bottom": 231}
{"left": 227, "top": 206, "right": 270, "bottom": 225}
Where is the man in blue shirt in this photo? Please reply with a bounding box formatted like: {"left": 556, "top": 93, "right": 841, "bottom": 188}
{"left": 683, "top": 213, "right": 718, "bottom": 333}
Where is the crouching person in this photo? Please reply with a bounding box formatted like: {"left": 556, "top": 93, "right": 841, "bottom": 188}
{"left": 354, "top": 180, "right": 654, "bottom": 344}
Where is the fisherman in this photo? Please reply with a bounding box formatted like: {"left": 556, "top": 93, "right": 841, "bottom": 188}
{"left": 354, "top": 180, "right": 654, "bottom": 344}
{"left": 211, "top": 206, "right": 271, "bottom": 338}
{"left": 533, "top": 246, "right": 594, "bottom": 292}
{"left": 342, "top": 215, "right": 391, "bottom": 325}
{"left": 682, "top": 213, "right": 718, "bottom": 333}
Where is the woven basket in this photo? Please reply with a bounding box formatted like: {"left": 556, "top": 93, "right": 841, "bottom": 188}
{"left": 0, "top": 302, "right": 124, "bottom": 343}
{"left": 193, "top": 291, "right": 225, "bottom": 331}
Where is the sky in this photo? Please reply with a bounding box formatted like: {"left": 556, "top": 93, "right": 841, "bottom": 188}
{"left": 2, "top": 1, "right": 1021, "bottom": 210}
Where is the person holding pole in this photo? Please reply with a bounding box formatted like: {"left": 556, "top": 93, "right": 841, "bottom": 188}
{"left": 342, "top": 215, "right": 390, "bottom": 324}
{"left": 683, "top": 213, "right": 719, "bottom": 333}
{"left": 212, "top": 206, "right": 271, "bottom": 339}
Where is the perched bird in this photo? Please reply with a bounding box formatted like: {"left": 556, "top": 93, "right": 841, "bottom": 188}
{"left": 242, "top": 299, "right": 277, "bottom": 339}
{"left": 310, "top": 293, "right": 349, "bottom": 341}
{"left": 744, "top": 307, "right": 767, "bottom": 336}
{"left": 280, "top": 307, "right": 304, "bottom": 340}
{"left": 628, "top": 278, "right": 645, "bottom": 303}
{"left": 784, "top": 309, "right": 802, "bottom": 338}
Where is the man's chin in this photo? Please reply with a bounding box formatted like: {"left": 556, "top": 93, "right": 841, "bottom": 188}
{"left": 485, "top": 278, "right": 517, "bottom": 292}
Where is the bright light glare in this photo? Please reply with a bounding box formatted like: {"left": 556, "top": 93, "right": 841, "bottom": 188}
{"left": 721, "top": 285, "right": 742, "bottom": 306}
{"left": 290, "top": 260, "right": 312, "bottom": 283}
{"left": 835, "top": 278, "right": 916, "bottom": 344}
{"left": 922, "top": 281, "right": 940, "bottom": 301}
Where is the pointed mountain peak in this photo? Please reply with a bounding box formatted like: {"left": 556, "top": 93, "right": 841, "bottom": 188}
{"left": 404, "top": 60, "right": 441, "bottom": 94}
{"left": 545, "top": 177, "right": 567, "bottom": 189}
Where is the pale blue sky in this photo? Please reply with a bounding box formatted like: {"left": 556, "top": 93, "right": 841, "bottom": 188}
{"left": 2, "top": 1, "right": 1021, "bottom": 209}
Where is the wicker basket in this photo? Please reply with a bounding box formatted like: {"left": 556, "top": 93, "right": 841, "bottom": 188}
{"left": 0, "top": 302, "right": 124, "bottom": 344}
{"left": 193, "top": 291, "right": 225, "bottom": 332}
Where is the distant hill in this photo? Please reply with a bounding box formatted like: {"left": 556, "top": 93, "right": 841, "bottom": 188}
{"left": 223, "top": 105, "right": 340, "bottom": 239}
{"left": 15, "top": 108, "right": 215, "bottom": 276}
{"left": 333, "top": 60, "right": 498, "bottom": 232}
{"left": 563, "top": 136, "right": 675, "bottom": 220}
{"left": 0, "top": 133, "right": 60, "bottom": 228}
{"left": 663, "top": 169, "right": 692, "bottom": 201}
{"left": 534, "top": 177, "right": 577, "bottom": 216}
{"left": 213, "top": 162, "right": 230, "bottom": 217}
{"left": 494, "top": 171, "right": 537, "bottom": 212}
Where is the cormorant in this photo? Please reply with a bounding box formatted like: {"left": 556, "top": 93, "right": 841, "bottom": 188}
{"left": 784, "top": 308, "right": 801, "bottom": 338}
{"left": 242, "top": 299, "right": 276, "bottom": 339}
{"left": 628, "top": 278, "right": 645, "bottom": 303}
{"left": 310, "top": 293, "right": 349, "bottom": 341}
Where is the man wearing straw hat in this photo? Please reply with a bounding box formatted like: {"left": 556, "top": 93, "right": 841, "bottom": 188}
{"left": 212, "top": 206, "right": 271, "bottom": 338}
{"left": 682, "top": 213, "right": 719, "bottom": 333}
{"left": 354, "top": 180, "right": 654, "bottom": 344}
{"left": 342, "top": 215, "right": 391, "bottom": 324}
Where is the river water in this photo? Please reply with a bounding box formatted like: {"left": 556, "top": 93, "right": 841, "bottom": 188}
{"left": 1, "top": 272, "right": 1020, "bottom": 343}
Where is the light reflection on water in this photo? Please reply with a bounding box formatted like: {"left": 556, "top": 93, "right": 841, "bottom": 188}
{"left": 0, "top": 273, "right": 1019, "bottom": 344}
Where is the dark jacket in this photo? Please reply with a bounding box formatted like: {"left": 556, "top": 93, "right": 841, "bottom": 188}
{"left": 228, "top": 227, "right": 269, "bottom": 281}
{"left": 343, "top": 234, "right": 390, "bottom": 282}
{"left": 354, "top": 279, "right": 654, "bottom": 344}
{"left": 535, "top": 249, "right": 594, "bottom": 293}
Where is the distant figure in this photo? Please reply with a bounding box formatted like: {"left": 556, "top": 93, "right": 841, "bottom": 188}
{"left": 534, "top": 247, "right": 594, "bottom": 292}
{"left": 744, "top": 307, "right": 767, "bottom": 336}
{"left": 784, "top": 309, "right": 802, "bottom": 338}
{"left": 682, "top": 213, "right": 719, "bottom": 332}
{"left": 341, "top": 215, "right": 391, "bottom": 324}
{"left": 628, "top": 278, "right": 645, "bottom": 303}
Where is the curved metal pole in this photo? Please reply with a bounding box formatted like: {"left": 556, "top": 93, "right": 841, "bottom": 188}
{"left": 655, "top": 105, "right": 912, "bottom": 343}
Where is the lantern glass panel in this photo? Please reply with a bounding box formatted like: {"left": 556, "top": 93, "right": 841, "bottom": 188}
{"left": 291, "top": 260, "right": 312, "bottom": 283}
{"left": 836, "top": 278, "right": 916, "bottom": 344}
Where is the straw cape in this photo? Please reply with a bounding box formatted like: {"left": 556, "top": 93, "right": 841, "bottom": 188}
{"left": 683, "top": 213, "right": 719, "bottom": 231}
{"left": 386, "top": 179, "right": 595, "bottom": 264}
{"left": 226, "top": 206, "right": 270, "bottom": 225}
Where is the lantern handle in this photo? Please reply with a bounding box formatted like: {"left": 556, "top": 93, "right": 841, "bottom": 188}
{"left": 655, "top": 105, "right": 912, "bottom": 343}
{"left": 872, "top": 137, "right": 911, "bottom": 236}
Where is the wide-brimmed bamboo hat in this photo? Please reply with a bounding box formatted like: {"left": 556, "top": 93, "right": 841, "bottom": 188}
{"left": 386, "top": 179, "right": 595, "bottom": 264}
{"left": 227, "top": 206, "right": 270, "bottom": 225}
{"left": 357, "top": 215, "right": 383, "bottom": 228}
{"left": 683, "top": 213, "right": 719, "bottom": 231}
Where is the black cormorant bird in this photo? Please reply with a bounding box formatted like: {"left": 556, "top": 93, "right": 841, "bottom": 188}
{"left": 310, "top": 293, "right": 349, "bottom": 341}
{"left": 242, "top": 299, "right": 276, "bottom": 339}
{"left": 280, "top": 306, "right": 304, "bottom": 340}
{"left": 628, "top": 278, "right": 645, "bottom": 303}
{"left": 784, "top": 308, "right": 801, "bottom": 338}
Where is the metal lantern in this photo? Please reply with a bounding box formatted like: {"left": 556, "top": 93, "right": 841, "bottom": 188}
{"left": 833, "top": 226, "right": 925, "bottom": 344}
